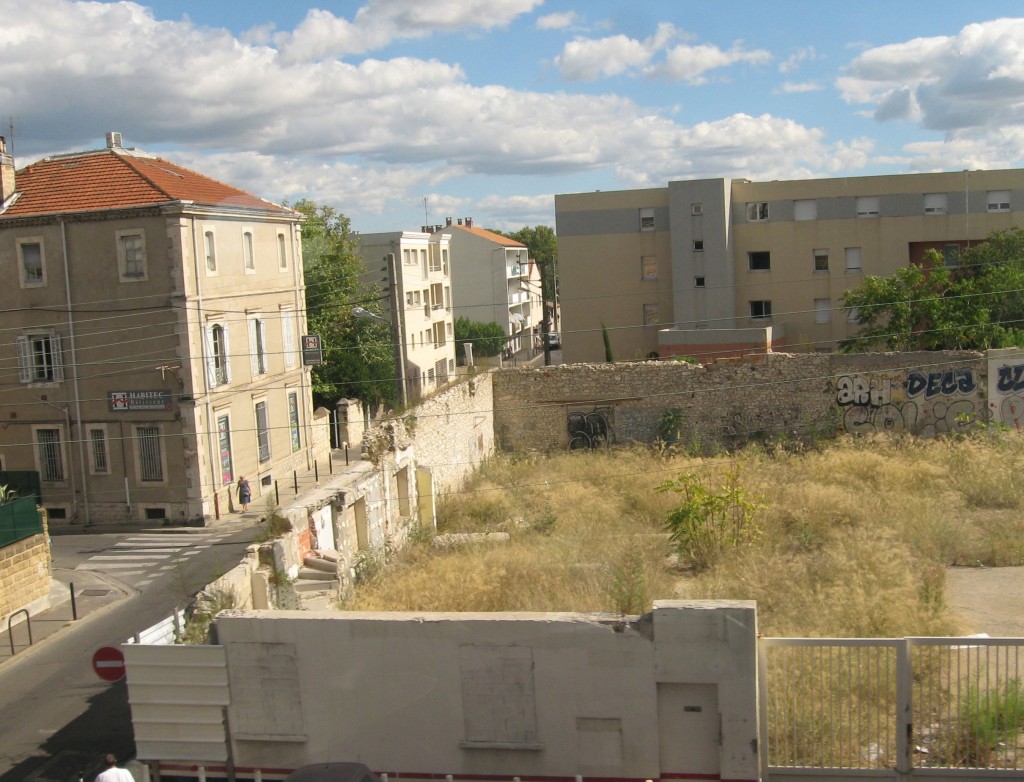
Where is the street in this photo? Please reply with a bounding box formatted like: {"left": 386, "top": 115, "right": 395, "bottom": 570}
{"left": 0, "top": 522, "right": 261, "bottom": 781}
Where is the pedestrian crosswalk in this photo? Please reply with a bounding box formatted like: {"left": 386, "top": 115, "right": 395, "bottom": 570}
{"left": 76, "top": 531, "right": 234, "bottom": 587}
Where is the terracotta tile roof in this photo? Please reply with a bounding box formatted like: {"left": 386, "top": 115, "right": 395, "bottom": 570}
{"left": 453, "top": 224, "right": 526, "bottom": 247}
{"left": 1, "top": 148, "right": 292, "bottom": 218}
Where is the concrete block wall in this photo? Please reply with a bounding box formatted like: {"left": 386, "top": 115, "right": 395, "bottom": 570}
{"left": 493, "top": 352, "right": 989, "bottom": 452}
{"left": 0, "top": 532, "right": 52, "bottom": 621}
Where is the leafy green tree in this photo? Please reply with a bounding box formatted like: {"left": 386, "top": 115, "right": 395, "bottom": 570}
{"left": 601, "top": 322, "right": 615, "bottom": 363}
{"left": 294, "top": 200, "right": 395, "bottom": 408}
{"left": 499, "top": 225, "right": 558, "bottom": 311}
{"left": 454, "top": 317, "right": 506, "bottom": 358}
{"left": 840, "top": 229, "right": 1024, "bottom": 352}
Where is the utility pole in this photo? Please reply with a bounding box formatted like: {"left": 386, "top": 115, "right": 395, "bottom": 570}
{"left": 385, "top": 253, "right": 407, "bottom": 407}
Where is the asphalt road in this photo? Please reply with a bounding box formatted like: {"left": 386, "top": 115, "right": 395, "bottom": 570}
{"left": 0, "top": 522, "right": 261, "bottom": 782}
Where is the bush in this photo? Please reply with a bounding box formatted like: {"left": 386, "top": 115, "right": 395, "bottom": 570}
{"left": 454, "top": 317, "right": 506, "bottom": 358}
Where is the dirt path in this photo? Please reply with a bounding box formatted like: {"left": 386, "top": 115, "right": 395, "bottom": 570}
{"left": 945, "top": 566, "right": 1024, "bottom": 637}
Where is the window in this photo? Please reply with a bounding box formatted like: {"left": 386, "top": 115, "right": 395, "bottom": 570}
{"left": 217, "top": 414, "right": 233, "bottom": 484}
{"left": 641, "top": 256, "right": 657, "bottom": 280}
{"left": 794, "top": 199, "right": 817, "bottom": 221}
{"left": 243, "top": 230, "right": 255, "bottom": 271}
{"left": 288, "top": 391, "right": 301, "bottom": 452}
{"left": 420, "top": 249, "right": 427, "bottom": 277}
{"left": 429, "top": 247, "right": 442, "bottom": 272}
{"left": 35, "top": 428, "right": 64, "bottom": 482}
{"left": 17, "top": 332, "right": 63, "bottom": 384}
{"left": 691, "top": 203, "right": 703, "bottom": 216}
{"left": 856, "top": 196, "right": 879, "bottom": 217}
{"left": 255, "top": 400, "right": 271, "bottom": 462}
{"left": 204, "top": 230, "right": 217, "bottom": 273}
{"left": 442, "top": 248, "right": 449, "bottom": 274}
{"left": 748, "top": 251, "right": 771, "bottom": 271}
{"left": 643, "top": 303, "right": 659, "bottom": 325}
{"left": 430, "top": 282, "right": 443, "bottom": 309}
{"left": 17, "top": 238, "right": 44, "bottom": 287}
{"left": 845, "top": 247, "right": 862, "bottom": 272}
{"left": 206, "top": 323, "right": 231, "bottom": 387}
{"left": 813, "top": 249, "right": 829, "bottom": 272}
{"left": 847, "top": 307, "right": 860, "bottom": 323}
{"left": 693, "top": 240, "right": 704, "bottom": 252}
{"left": 924, "top": 193, "right": 948, "bottom": 215}
{"left": 88, "top": 427, "right": 109, "bottom": 474}
{"left": 695, "top": 276, "right": 706, "bottom": 288}
{"left": 943, "top": 244, "right": 961, "bottom": 268}
{"left": 639, "top": 207, "right": 655, "bottom": 231}
{"left": 435, "top": 357, "right": 448, "bottom": 383}
{"left": 405, "top": 291, "right": 414, "bottom": 305}
{"left": 987, "top": 190, "right": 1011, "bottom": 212}
{"left": 749, "top": 300, "right": 772, "bottom": 320}
{"left": 277, "top": 233, "right": 288, "bottom": 270}
{"left": 746, "top": 202, "right": 769, "bottom": 221}
{"left": 403, "top": 248, "right": 414, "bottom": 265}
{"left": 282, "top": 310, "right": 296, "bottom": 368}
{"left": 136, "top": 426, "right": 164, "bottom": 482}
{"left": 433, "top": 321, "right": 445, "bottom": 348}
{"left": 814, "top": 298, "right": 832, "bottom": 324}
{"left": 249, "top": 317, "right": 268, "bottom": 376}
{"left": 117, "top": 230, "right": 146, "bottom": 280}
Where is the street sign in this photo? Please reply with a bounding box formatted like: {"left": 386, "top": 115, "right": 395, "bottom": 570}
{"left": 301, "top": 334, "right": 323, "bottom": 365}
{"left": 92, "top": 646, "right": 126, "bottom": 682}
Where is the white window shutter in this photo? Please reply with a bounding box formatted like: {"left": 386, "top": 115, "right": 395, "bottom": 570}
{"left": 283, "top": 312, "right": 295, "bottom": 368}
{"left": 248, "top": 319, "right": 259, "bottom": 377}
{"left": 204, "top": 326, "right": 216, "bottom": 388}
{"left": 16, "top": 335, "right": 31, "bottom": 383}
{"left": 258, "top": 319, "right": 268, "bottom": 373}
{"left": 222, "top": 325, "right": 232, "bottom": 383}
{"left": 50, "top": 333, "right": 64, "bottom": 382}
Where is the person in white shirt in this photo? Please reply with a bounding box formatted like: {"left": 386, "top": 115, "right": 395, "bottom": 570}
{"left": 95, "top": 753, "right": 134, "bottom": 781}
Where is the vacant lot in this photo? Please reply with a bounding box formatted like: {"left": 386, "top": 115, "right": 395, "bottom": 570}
{"left": 345, "top": 433, "right": 1024, "bottom": 637}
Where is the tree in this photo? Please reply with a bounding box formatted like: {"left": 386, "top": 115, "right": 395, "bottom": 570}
{"left": 294, "top": 200, "right": 395, "bottom": 409}
{"left": 454, "top": 317, "right": 506, "bottom": 359}
{"left": 840, "top": 228, "right": 1024, "bottom": 352}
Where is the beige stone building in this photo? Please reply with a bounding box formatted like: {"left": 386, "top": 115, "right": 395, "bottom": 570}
{"left": 556, "top": 170, "right": 1024, "bottom": 364}
{"left": 357, "top": 230, "right": 456, "bottom": 401}
{"left": 0, "top": 133, "right": 325, "bottom": 526}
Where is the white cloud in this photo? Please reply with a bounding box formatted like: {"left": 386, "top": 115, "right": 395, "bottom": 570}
{"left": 536, "top": 12, "right": 578, "bottom": 31}
{"left": 779, "top": 46, "right": 818, "bottom": 74}
{"left": 276, "top": 0, "right": 542, "bottom": 62}
{"left": 555, "top": 23, "right": 770, "bottom": 83}
{"left": 779, "top": 81, "right": 823, "bottom": 94}
{"left": 837, "top": 18, "right": 1024, "bottom": 134}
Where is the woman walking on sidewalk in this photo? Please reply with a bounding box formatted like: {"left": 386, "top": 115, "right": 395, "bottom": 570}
{"left": 236, "top": 475, "right": 251, "bottom": 512}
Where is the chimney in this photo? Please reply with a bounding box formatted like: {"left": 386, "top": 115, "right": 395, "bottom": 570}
{"left": 0, "top": 137, "right": 14, "bottom": 203}
{"left": 457, "top": 218, "right": 463, "bottom": 226}
{"left": 465, "top": 217, "right": 473, "bottom": 228}
{"left": 445, "top": 217, "right": 452, "bottom": 226}
{"left": 106, "top": 131, "right": 123, "bottom": 149}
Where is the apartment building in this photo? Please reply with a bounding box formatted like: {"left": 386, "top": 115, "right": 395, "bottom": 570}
{"left": 429, "top": 218, "right": 543, "bottom": 360}
{"left": 357, "top": 231, "right": 456, "bottom": 401}
{"left": 0, "top": 133, "right": 322, "bottom": 526}
{"left": 555, "top": 170, "right": 1024, "bottom": 364}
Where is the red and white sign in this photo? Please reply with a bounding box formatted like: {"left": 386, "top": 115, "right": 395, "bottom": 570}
{"left": 92, "top": 646, "right": 126, "bottom": 682}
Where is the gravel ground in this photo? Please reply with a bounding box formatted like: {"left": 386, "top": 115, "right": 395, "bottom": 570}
{"left": 945, "top": 566, "right": 1024, "bottom": 637}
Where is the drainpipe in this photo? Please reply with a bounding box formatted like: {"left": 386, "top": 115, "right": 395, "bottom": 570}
{"left": 60, "top": 220, "right": 90, "bottom": 524}
{"left": 191, "top": 217, "right": 220, "bottom": 518}
{"left": 292, "top": 220, "right": 313, "bottom": 468}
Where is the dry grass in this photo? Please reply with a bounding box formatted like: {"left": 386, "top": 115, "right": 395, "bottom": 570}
{"left": 342, "top": 431, "right": 1024, "bottom": 636}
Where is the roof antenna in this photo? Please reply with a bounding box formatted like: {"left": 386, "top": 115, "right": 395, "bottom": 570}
{"left": 8, "top": 118, "right": 13, "bottom": 155}
{"left": 423, "top": 196, "right": 428, "bottom": 228}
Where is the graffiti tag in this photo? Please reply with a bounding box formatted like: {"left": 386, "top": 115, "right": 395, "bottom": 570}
{"left": 997, "top": 363, "right": 1024, "bottom": 393}
{"left": 906, "top": 369, "right": 976, "bottom": 399}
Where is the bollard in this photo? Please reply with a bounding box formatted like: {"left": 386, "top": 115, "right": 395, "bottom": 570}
{"left": 314, "top": 460, "right": 319, "bottom": 482}
{"left": 293, "top": 470, "right": 298, "bottom": 495}
{"left": 343, "top": 441, "right": 349, "bottom": 466}
{"left": 274, "top": 480, "right": 279, "bottom": 506}
{"left": 70, "top": 582, "right": 78, "bottom": 620}
{"left": 329, "top": 451, "right": 333, "bottom": 475}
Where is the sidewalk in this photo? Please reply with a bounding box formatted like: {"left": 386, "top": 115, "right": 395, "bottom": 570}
{"left": 0, "top": 566, "right": 130, "bottom": 667}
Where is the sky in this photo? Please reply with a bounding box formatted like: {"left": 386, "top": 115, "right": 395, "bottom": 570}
{"left": 7, "top": 1, "right": 1024, "bottom": 234}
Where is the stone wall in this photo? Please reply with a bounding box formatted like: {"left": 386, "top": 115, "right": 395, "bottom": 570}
{"left": 493, "top": 351, "right": 989, "bottom": 452}
{"left": 0, "top": 531, "right": 52, "bottom": 621}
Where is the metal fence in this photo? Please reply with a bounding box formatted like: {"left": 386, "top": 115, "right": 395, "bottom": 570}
{"left": 760, "top": 637, "right": 1024, "bottom": 777}
{"left": 0, "top": 495, "right": 43, "bottom": 547}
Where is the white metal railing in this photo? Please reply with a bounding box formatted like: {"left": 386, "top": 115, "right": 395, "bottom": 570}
{"left": 760, "top": 637, "right": 1024, "bottom": 777}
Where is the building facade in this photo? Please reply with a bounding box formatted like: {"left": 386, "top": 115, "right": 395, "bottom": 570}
{"left": 357, "top": 230, "right": 456, "bottom": 401}
{"left": 0, "top": 134, "right": 324, "bottom": 526}
{"left": 429, "top": 218, "right": 542, "bottom": 361}
{"left": 555, "top": 170, "right": 1024, "bottom": 364}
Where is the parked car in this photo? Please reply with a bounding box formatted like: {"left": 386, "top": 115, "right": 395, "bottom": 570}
{"left": 284, "top": 763, "right": 380, "bottom": 782}
{"left": 545, "top": 331, "right": 561, "bottom": 349}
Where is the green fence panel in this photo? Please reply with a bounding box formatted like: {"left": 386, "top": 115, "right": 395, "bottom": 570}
{"left": 0, "top": 495, "right": 43, "bottom": 548}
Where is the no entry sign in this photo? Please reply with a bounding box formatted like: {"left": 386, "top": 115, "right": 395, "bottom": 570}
{"left": 92, "top": 646, "right": 126, "bottom": 682}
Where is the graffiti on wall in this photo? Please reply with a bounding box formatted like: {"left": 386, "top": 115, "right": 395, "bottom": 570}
{"left": 568, "top": 407, "right": 615, "bottom": 450}
{"left": 991, "top": 361, "right": 1024, "bottom": 429}
{"left": 836, "top": 369, "right": 984, "bottom": 435}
